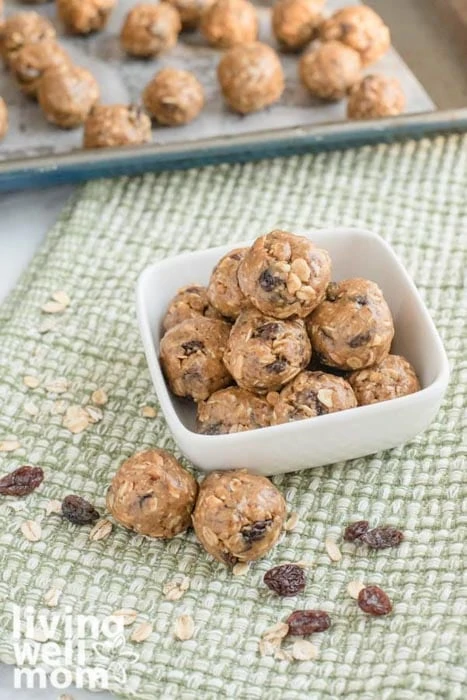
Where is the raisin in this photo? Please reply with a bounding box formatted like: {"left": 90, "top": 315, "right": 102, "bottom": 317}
{"left": 223, "top": 552, "right": 238, "bottom": 567}
{"left": 253, "top": 322, "right": 281, "bottom": 341}
{"left": 326, "top": 283, "right": 339, "bottom": 301}
{"left": 362, "top": 527, "right": 404, "bottom": 549}
{"left": 296, "top": 389, "right": 325, "bottom": 416}
{"left": 264, "top": 564, "right": 306, "bottom": 597}
{"left": 286, "top": 610, "right": 331, "bottom": 636}
{"left": 259, "top": 269, "right": 282, "bottom": 292}
{"left": 343, "top": 520, "right": 369, "bottom": 542}
{"left": 62, "top": 495, "right": 100, "bottom": 525}
{"left": 349, "top": 332, "right": 371, "bottom": 348}
{"left": 182, "top": 340, "right": 204, "bottom": 356}
{"left": 266, "top": 358, "right": 287, "bottom": 374}
{"left": 358, "top": 586, "right": 392, "bottom": 615}
{"left": 0, "top": 466, "right": 44, "bottom": 496}
{"left": 353, "top": 295, "right": 368, "bottom": 306}
{"left": 242, "top": 519, "right": 272, "bottom": 543}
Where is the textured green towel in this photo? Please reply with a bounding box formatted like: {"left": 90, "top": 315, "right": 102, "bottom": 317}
{"left": 0, "top": 135, "right": 465, "bottom": 700}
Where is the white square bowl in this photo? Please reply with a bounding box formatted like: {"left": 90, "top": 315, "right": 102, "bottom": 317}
{"left": 136, "top": 228, "right": 450, "bottom": 476}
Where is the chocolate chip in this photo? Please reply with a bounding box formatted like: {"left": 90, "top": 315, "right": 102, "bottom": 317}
{"left": 253, "top": 322, "right": 281, "bottom": 341}
{"left": 266, "top": 358, "right": 287, "bottom": 374}
{"left": 182, "top": 340, "right": 204, "bottom": 355}
{"left": 259, "top": 269, "right": 283, "bottom": 292}
{"left": 349, "top": 331, "right": 371, "bottom": 348}
{"left": 242, "top": 519, "right": 273, "bottom": 543}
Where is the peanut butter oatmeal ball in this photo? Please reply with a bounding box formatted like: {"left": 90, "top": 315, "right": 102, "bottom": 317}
{"left": 201, "top": 0, "right": 258, "bottom": 49}
{"left": 320, "top": 5, "right": 390, "bottom": 66}
{"left": 57, "top": 0, "right": 115, "bottom": 35}
{"left": 0, "top": 97, "right": 7, "bottom": 141}
{"left": 300, "top": 41, "right": 362, "bottom": 101}
{"left": 143, "top": 68, "right": 204, "bottom": 126}
{"left": 349, "top": 354, "right": 420, "bottom": 406}
{"left": 163, "top": 285, "right": 221, "bottom": 334}
{"left": 307, "top": 278, "right": 394, "bottom": 371}
{"left": 272, "top": 370, "right": 356, "bottom": 425}
{"left": 272, "top": 0, "right": 324, "bottom": 52}
{"left": 197, "top": 386, "right": 272, "bottom": 434}
{"left": 207, "top": 247, "right": 249, "bottom": 319}
{"left": 164, "top": 0, "right": 216, "bottom": 31}
{"left": 192, "top": 470, "right": 286, "bottom": 565}
{"left": 120, "top": 3, "right": 181, "bottom": 58}
{"left": 160, "top": 316, "right": 232, "bottom": 401}
{"left": 224, "top": 308, "right": 311, "bottom": 393}
{"left": 83, "top": 104, "right": 152, "bottom": 148}
{"left": 0, "top": 11, "right": 56, "bottom": 65}
{"left": 106, "top": 449, "right": 198, "bottom": 538}
{"left": 9, "top": 41, "right": 70, "bottom": 98}
{"left": 238, "top": 230, "right": 331, "bottom": 319}
{"left": 38, "top": 64, "right": 99, "bottom": 129}
{"left": 218, "top": 42, "right": 284, "bottom": 115}
{"left": 347, "top": 75, "right": 405, "bottom": 120}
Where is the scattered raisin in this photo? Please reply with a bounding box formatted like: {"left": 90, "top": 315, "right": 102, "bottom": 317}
{"left": 358, "top": 585, "right": 392, "bottom": 615}
{"left": 242, "top": 519, "right": 272, "bottom": 543}
{"left": 264, "top": 564, "right": 306, "bottom": 597}
{"left": 362, "top": 527, "right": 404, "bottom": 549}
{"left": 343, "top": 520, "right": 369, "bottom": 542}
{"left": 259, "top": 269, "right": 282, "bottom": 292}
{"left": 253, "top": 322, "right": 281, "bottom": 341}
{"left": 266, "top": 358, "right": 287, "bottom": 374}
{"left": 0, "top": 466, "right": 44, "bottom": 497}
{"left": 182, "top": 340, "right": 204, "bottom": 356}
{"left": 286, "top": 610, "right": 331, "bottom": 636}
{"left": 62, "top": 495, "right": 100, "bottom": 525}
{"left": 349, "top": 331, "right": 371, "bottom": 348}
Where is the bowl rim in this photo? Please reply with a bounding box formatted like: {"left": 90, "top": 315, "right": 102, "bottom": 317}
{"left": 136, "top": 227, "right": 450, "bottom": 446}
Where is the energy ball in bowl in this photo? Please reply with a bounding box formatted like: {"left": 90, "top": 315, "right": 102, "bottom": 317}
{"left": 38, "top": 64, "right": 99, "bottom": 129}
{"left": 207, "top": 247, "right": 250, "bottom": 319}
{"left": 83, "top": 104, "right": 152, "bottom": 148}
{"left": 272, "top": 0, "right": 324, "bottom": 53}
{"left": 0, "top": 97, "right": 8, "bottom": 141}
{"left": 319, "top": 5, "right": 390, "bottom": 66}
{"left": 299, "top": 41, "right": 362, "bottom": 101}
{"left": 0, "top": 11, "right": 56, "bottom": 65}
{"left": 349, "top": 354, "right": 420, "bottom": 406}
{"left": 218, "top": 42, "right": 284, "bottom": 115}
{"left": 56, "top": 0, "right": 116, "bottom": 35}
{"left": 143, "top": 68, "right": 204, "bottom": 126}
{"left": 347, "top": 75, "right": 405, "bottom": 120}
{"left": 163, "top": 285, "right": 222, "bottom": 334}
{"left": 120, "top": 3, "right": 181, "bottom": 58}
{"left": 192, "top": 470, "right": 286, "bottom": 565}
{"left": 307, "top": 278, "right": 394, "bottom": 371}
{"left": 160, "top": 316, "right": 232, "bottom": 401}
{"left": 238, "top": 230, "right": 331, "bottom": 319}
{"left": 9, "top": 41, "right": 70, "bottom": 98}
{"left": 224, "top": 308, "right": 311, "bottom": 393}
{"left": 197, "top": 386, "right": 272, "bottom": 434}
{"left": 201, "top": 0, "right": 258, "bottom": 49}
{"left": 164, "top": 0, "right": 216, "bottom": 31}
{"left": 272, "top": 370, "right": 356, "bottom": 424}
{"left": 106, "top": 449, "right": 198, "bottom": 538}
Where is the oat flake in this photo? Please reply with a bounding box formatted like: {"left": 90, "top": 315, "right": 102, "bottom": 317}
{"left": 163, "top": 577, "right": 190, "bottom": 600}
{"left": 44, "top": 378, "right": 69, "bottom": 394}
{"left": 45, "top": 500, "right": 63, "bottom": 516}
{"left": 51, "top": 291, "right": 71, "bottom": 307}
{"left": 85, "top": 406, "right": 103, "bottom": 424}
{"left": 325, "top": 538, "right": 342, "bottom": 562}
{"left": 24, "top": 401, "right": 39, "bottom": 417}
{"left": 21, "top": 520, "right": 42, "bottom": 542}
{"left": 232, "top": 561, "right": 250, "bottom": 576}
{"left": 23, "top": 375, "right": 40, "bottom": 389}
{"left": 89, "top": 519, "right": 113, "bottom": 541}
{"left": 292, "top": 640, "right": 318, "bottom": 661}
{"left": 130, "top": 621, "right": 153, "bottom": 643}
{"left": 0, "top": 440, "right": 20, "bottom": 452}
{"left": 63, "top": 406, "right": 90, "bottom": 434}
{"left": 141, "top": 406, "right": 157, "bottom": 418}
{"left": 111, "top": 609, "right": 138, "bottom": 626}
{"left": 174, "top": 614, "right": 195, "bottom": 641}
{"left": 44, "top": 587, "right": 62, "bottom": 607}
{"left": 347, "top": 580, "right": 366, "bottom": 599}
{"left": 41, "top": 301, "right": 66, "bottom": 314}
{"left": 91, "top": 389, "right": 108, "bottom": 406}
{"left": 284, "top": 512, "right": 299, "bottom": 532}
{"left": 39, "top": 318, "right": 58, "bottom": 334}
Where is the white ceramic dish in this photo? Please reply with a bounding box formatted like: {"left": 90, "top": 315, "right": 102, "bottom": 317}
{"left": 137, "top": 228, "right": 450, "bottom": 476}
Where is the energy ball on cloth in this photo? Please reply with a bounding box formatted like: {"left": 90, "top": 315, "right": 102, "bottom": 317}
{"left": 192, "top": 470, "right": 286, "bottom": 565}
{"left": 0, "top": 97, "right": 8, "bottom": 141}
{"left": 83, "top": 104, "right": 152, "bottom": 148}
{"left": 38, "top": 64, "right": 99, "bottom": 129}
{"left": 56, "top": 0, "right": 116, "bottom": 35}
{"left": 307, "top": 278, "right": 394, "bottom": 371}
{"left": 272, "top": 0, "right": 324, "bottom": 53}
{"left": 162, "top": 284, "right": 222, "bottom": 334}
{"left": 120, "top": 3, "right": 181, "bottom": 58}
{"left": 349, "top": 354, "right": 420, "bottom": 406}
{"left": 164, "top": 0, "right": 216, "bottom": 31}
{"left": 143, "top": 68, "right": 204, "bottom": 126}
{"left": 218, "top": 42, "right": 284, "bottom": 114}
{"left": 160, "top": 316, "right": 232, "bottom": 401}
{"left": 319, "top": 5, "right": 390, "bottom": 66}
{"left": 224, "top": 308, "right": 311, "bottom": 393}
{"left": 299, "top": 41, "right": 362, "bottom": 101}
{"left": 201, "top": 0, "right": 258, "bottom": 49}
{"left": 238, "top": 230, "right": 331, "bottom": 319}
{"left": 106, "top": 449, "right": 198, "bottom": 538}
{"left": 9, "top": 41, "right": 70, "bottom": 98}
{"left": 347, "top": 75, "right": 405, "bottom": 120}
{"left": 0, "top": 11, "right": 56, "bottom": 65}
{"left": 197, "top": 386, "right": 272, "bottom": 434}
{"left": 207, "top": 247, "right": 250, "bottom": 319}
{"left": 271, "top": 370, "right": 356, "bottom": 425}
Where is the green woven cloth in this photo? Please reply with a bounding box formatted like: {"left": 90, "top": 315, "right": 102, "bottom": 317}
{"left": 0, "top": 135, "right": 465, "bottom": 700}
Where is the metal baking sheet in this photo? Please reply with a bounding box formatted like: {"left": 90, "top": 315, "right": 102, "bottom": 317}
{"left": 0, "top": 0, "right": 466, "bottom": 190}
